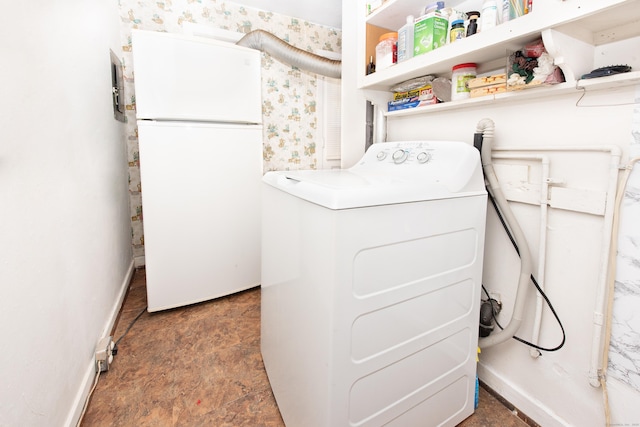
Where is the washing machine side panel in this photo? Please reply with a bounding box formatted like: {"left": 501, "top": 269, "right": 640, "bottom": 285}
{"left": 261, "top": 183, "right": 338, "bottom": 427}
{"left": 330, "top": 195, "right": 487, "bottom": 427}
{"left": 262, "top": 186, "right": 488, "bottom": 427}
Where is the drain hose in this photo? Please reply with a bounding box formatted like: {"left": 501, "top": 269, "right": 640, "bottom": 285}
{"left": 236, "top": 29, "right": 341, "bottom": 79}
{"left": 477, "top": 118, "right": 533, "bottom": 349}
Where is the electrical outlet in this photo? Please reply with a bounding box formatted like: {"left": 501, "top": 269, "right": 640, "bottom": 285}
{"left": 95, "top": 336, "right": 115, "bottom": 373}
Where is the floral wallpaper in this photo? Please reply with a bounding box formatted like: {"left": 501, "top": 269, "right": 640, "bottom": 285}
{"left": 116, "top": 0, "right": 341, "bottom": 261}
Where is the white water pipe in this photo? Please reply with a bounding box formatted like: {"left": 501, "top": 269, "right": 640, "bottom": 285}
{"left": 477, "top": 118, "right": 535, "bottom": 349}
{"left": 492, "top": 153, "right": 551, "bottom": 358}
{"left": 492, "top": 144, "right": 621, "bottom": 386}
{"left": 601, "top": 156, "right": 640, "bottom": 425}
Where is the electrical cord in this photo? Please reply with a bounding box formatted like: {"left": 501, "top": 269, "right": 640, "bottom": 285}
{"left": 485, "top": 188, "right": 566, "bottom": 352}
{"left": 76, "top": 366, "right": 101, "bottom": 426}
{"left": 113, "top": 306, "right": 147, "bottom": 354}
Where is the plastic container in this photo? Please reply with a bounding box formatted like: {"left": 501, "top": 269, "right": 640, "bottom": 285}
{"left": 466, "top": 11, "right": 480, "bottom": 36}
{"left": 424, "top": 1, "right": 444, "bottom": 14}
{"left": 501, "top": 0, "right": 511, "bottom": 23}
{"left": 451, "top": 63, "right": 477, "bottom": 101}
{"left": 481, "top": 0, "right": 498, "bottom": 31}
{"left": 449, "top": 19, "right": 465, "bottom": 42}
{"left": 375, "top": 32, "right": 398, "bottom": 70}
{"left": 397, "top": 15, "right": 415, "bottom": 62}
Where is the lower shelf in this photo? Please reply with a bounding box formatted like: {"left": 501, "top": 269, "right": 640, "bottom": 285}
{"left": 384, "top": 71, "right": 640, "bottom": 117}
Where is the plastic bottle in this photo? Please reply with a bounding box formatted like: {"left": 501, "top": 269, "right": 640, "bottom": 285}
{"left": 397, "top": 15, "right": 415, "bottom": 63}
{"left": 449, "top": 19, "right": 465, "bottom": 43}
{"left": 424, "top": 1, "right": 444, "bottom": 15}
{"left": 466, "top": 11, "right": 480, "bottom": 36}
{"left": 450, "top": 63, "right": 477, "bottom": 101}
{"left": 367, "top": 56, "right": 376, "bottom": 74}
{"left": 375, "top": 32, "right": 398, "bottom": 71}
{"left": 501, "top": 0, "right": 511, "bottom": 23}
{"left": 481, "top": 0, "right": 498, "bottom": 31}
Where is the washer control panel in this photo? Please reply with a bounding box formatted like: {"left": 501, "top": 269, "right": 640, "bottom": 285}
{"left": 351, "top": 140, "right": 481, "bottom": 185}
{"left": 359, "top": 141, "right": 441, "bottom": 167}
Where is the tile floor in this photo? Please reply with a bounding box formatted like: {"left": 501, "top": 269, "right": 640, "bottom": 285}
{"left": 80, "top": 268, "right": 532, "bottom": 427}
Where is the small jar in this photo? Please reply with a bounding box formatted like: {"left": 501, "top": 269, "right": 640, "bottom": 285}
{"left": 375, "top": 32, "right": 398, "bottom": 71}
{"left": 450, "top": 20, "right": 465, "bottom": 43}
{"left": 451, "top": 63, "right": 477, "bottom": 101}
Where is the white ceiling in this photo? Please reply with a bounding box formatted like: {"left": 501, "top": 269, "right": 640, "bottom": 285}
{"left": 229, "top": 0, "right": 342, "bottom": 28}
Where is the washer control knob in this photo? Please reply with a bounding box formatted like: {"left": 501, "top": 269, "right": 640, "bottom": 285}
{"left": 392, "top": 149, "right": 408, "bottom": 164}
{"left": 417, "top": 151, "right": 432, "bottom": 163}
{"left": 376, "top": 151, "right": 387, "bottom": 161}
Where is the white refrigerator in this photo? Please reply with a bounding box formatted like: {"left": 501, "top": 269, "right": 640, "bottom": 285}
{"left": 132, "top": 30, "right": 263, "bottom": 312}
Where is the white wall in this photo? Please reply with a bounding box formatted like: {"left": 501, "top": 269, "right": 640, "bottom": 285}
{"left": 0, "top": 2, "right": 133, "bottom": 426}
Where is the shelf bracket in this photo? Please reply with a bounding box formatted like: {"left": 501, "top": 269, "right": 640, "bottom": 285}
{"left": 541, "top": 28, "right": 595, "bottom": 83}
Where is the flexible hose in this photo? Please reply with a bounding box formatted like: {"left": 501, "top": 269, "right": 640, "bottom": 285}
{"left": 476, "top": 118, "right": 534, "bottom": 349}
{"left": 236, "top": 29, "right": 341, "bottom": 78}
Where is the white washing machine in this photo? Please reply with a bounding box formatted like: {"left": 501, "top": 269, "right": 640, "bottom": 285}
{"left": 261, "top": 141, "right": 487, "bottom": 427}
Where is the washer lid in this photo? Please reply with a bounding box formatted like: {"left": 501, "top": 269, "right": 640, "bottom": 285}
{"left": 263, "top": 140, "right": 487, "bottom": 210}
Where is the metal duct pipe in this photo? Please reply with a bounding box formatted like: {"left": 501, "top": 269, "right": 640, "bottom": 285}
{"left": 236, "top": 29, "right": 341, "bottom": 79}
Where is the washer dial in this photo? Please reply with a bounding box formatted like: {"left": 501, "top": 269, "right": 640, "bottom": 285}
{"left": 392, "top": 149, "right": 409, "bottom": 164}
{"left": 417, "top": 151, "right": 432, "bottom": 163}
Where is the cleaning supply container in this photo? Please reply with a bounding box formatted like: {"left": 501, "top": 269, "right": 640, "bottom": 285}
{"left": 397, "top": 15, "right": 415, "bottom": 63}
{"left": 451, "top": 63, "right": 477, "bottom": 101}
{"left": 376, "top": 32, "right": 398, "bottom": 70}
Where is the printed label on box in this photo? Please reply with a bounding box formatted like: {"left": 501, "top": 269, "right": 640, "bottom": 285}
{"left": 414, "top": 14, "right": 448, "bottom": 56}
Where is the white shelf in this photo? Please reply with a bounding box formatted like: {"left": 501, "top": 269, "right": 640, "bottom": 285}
{"left": 363, "top": 14, "right": 543, "bottom": 90}
{"left": 577, "top": 70, "right": 640, "bottom": 90}
{"left": 385, "top": 83, "right": 574, "bottom": 117}
{"left": 360, "top": 0, "right": 640, "bottom": 92}
{"left": 385, "top": 71, "right": 640, "bottom": 117}
{"left": 367, "top": 0, "right": 482, "bottom": 30}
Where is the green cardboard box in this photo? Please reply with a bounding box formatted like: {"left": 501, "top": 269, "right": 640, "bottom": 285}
{"left": 414, "top": 14, "right": 448, "bottom": 56}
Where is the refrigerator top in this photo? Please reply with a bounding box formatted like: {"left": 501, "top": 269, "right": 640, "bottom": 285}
{"left": 132, "top": 30, "right": 263, "bottom": 124}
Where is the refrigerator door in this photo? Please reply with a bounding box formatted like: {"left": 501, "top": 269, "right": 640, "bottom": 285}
{"left": 132, "top": 30, "right": 262, "bottom": 124}
{"left": 137, "top": 120, "right": 263, "bottom": 312}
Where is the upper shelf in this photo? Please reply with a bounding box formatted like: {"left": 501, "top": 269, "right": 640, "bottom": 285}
{"left": 367, "top": 0, "right": 481, "bottom": 30}
{"left": 359, "top": 0, "right": 640, "bottom": 91}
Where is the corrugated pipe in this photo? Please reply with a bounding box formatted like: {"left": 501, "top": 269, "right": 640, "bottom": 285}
{"left": 236, "top": 29, "right": 341, "bottom": 79}
{"left": 476, "top": 118, "right": 534, "bottom": 349}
